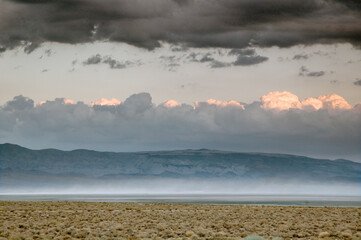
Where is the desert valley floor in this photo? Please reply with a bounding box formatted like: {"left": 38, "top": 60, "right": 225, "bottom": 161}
{"left": 0, "top": 201, "right": 360, "bottom": 240}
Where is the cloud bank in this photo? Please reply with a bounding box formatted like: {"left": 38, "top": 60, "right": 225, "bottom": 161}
{"left": 1, "top": 92, "right": 360, "bottom": 161}
{"left": 1, "top": 0, "right": 360, "bottom": 51}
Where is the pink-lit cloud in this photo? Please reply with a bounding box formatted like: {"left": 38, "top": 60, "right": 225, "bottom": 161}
{"left": 317, "top": 94, "right": 352, "bottom": 111}
{"left": 261, "top": 91, "right": 354, "bottom": 113}
{"left": 162, "top": 99, "right": 181, "bottom": 108}
{"left": 63, "top": 99, "right": 75, "bottom": 105}
{"left": 37, "top": 100, "right": 47, "bottom": 106}
{"left": 300, "top": 97, "right": 323, "bottom": 111}
{"left": 195, "top": 99, "right": 245, "bottom": 109}
{"left": 261, "top": 91, "right": 301, "bottom": 111}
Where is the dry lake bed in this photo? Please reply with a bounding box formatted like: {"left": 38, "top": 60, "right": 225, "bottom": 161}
{"left": 1, "top": 201, "right": 360, "bottom": 240}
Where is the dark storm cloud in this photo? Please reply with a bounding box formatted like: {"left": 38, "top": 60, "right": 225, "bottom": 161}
{"left": 103, "top": 57, "right": 127, "bottom": 69}
{"left": 160, "top": 55, "right": 182, "bottom": 71}
{"left": 199, "top": 54, "right": 214, "bottom": 63}
{"left": 229, "top": 48, "right": 268, "bottom": 66}
{"left": 185, "top": 48, "right": 268, "bottom": 68}
{"left": 187, "top": 52, "right": 215, "bottom": 63}
{"left": 354, "top": 79, "right": 361, "bottom": 86}
{"left": 307, "top": 71, "right": 325, "bottom": 77}
{"left": 1, "top": 93, "right": 360, "bottom": 162}
{"left": 210, "top": 61, "right": 231, "bottom": 68}
{"left": 44, "top": 49, "right": 53, "bottom": 57}
{"left": 23, "top": 42, "right": 40, "bottom": 54}
{"left": 170, "top": 44, "right": 189, "bottom": 52}
{"left": 83, "top": 54, "right": 131, "bottom": 69}
{"left": 333, "top": 0, "right": 361, "bottom": 10}
{"left": 233, "top": 55, "right": 268, "bottom": 66}
{"left": 0, "top": 46, "right": 7, "bottom": 53}
{"left": 228, "top": 49, "right": 256, "bottom": 56}
{"left": 84, "top": 54, "right": 102, "bottom": 65}
{"left": 1, "top": 0, "right": 361, "bottom": 51}
{"left": 293, "top": 54, "right": 310, "bottom": 60}
{"left": 299, "top": 66, "right": 325, "bottom": 77}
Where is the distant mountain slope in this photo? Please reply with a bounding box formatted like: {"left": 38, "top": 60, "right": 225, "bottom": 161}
{"left": 1, "top": 143, "right": 360, "bottom": 183}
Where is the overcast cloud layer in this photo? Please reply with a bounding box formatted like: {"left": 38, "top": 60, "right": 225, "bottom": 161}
{"left": 1, "top": 92, "right": 360, "bottom": 161}
{"left": 1, "top": 0, "right": 361, "bottom": 51}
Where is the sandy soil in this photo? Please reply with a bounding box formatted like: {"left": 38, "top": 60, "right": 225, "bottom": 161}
{"left": 0, "top": 201, "right": 360, "bottom": 240}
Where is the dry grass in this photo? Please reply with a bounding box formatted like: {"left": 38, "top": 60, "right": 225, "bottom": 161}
{"left": 0, "top": 201, "right": 360, "bottom": 240}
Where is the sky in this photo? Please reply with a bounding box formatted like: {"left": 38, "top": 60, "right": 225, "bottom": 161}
{"left": 0, "top": 0, "right": 360, "bottom": 161}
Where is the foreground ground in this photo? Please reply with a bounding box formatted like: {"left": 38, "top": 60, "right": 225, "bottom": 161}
{"left": 0, "top": 201, "right": 360, "bottom": 240}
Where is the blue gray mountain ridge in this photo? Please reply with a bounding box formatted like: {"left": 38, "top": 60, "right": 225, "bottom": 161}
{"left": 0, "top": 143, "right": 360, "bottom": 194}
